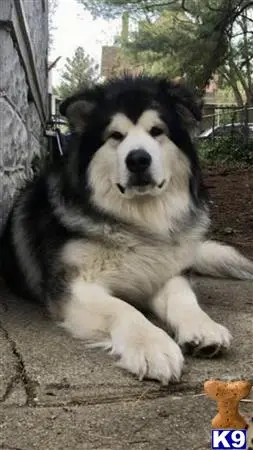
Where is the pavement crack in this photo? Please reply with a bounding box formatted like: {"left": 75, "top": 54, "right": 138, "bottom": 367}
{"left": 1, "top": 381, "right": 204, "bottom": 408}
{"left": 0, "top": 321, "right": 37, "bottom": 406}
{"left": 0, "top": 375, "right": 20, "bottom": 403}
{"left": 0, "top": 446, "right": 26, "bottom": 450}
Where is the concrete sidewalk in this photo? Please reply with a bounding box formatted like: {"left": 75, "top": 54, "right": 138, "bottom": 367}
{"left": 0, "top": 277, "right": 252, "bottom": 450}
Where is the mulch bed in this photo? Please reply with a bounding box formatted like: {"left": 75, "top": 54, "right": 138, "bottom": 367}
{"left": 202, "top": 162, "right": 253, "bottom": 257}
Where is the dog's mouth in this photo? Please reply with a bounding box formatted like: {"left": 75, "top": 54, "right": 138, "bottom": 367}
{"left": 116, "top": 183, "right": 126, "bottom": 194}
{"left": 116, "top": 179, "right": 166, "bottom": 195}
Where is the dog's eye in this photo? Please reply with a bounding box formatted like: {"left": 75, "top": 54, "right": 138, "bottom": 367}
{"left": 150, "top": 126, "right": 164, "bottom": 138}
{"left": 109, "top": 131, "right": 124, "bottom": 141}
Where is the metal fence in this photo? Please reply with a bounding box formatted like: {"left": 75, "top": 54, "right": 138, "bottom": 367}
{"left": 201, "top": 105, "right": 253, "bottom": 142}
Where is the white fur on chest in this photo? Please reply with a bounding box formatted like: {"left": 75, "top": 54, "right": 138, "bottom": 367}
{"left": 61, "top": 230, "right": 199, "bottom": 303}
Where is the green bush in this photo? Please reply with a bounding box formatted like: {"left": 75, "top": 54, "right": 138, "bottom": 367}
{"left": 197, "top": 136, "right": 253, "bottom": 164}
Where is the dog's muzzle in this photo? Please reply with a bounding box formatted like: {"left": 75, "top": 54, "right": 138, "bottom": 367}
{"left": 126, "top": 149, "right": 153, "bottom": 188}
{"left": 126, "top": 149, "right": 152, "bottom": 174}
{"left": 117, "top": 148, "right": 165, "bottom": 195}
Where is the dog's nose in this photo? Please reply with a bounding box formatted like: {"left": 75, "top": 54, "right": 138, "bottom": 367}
{"left": 126, "top": 149, "right": 151, "bottom": 173}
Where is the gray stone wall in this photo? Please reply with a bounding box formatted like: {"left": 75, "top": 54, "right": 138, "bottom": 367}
{"left": 22, "top": 0, "right": 48, "bottom": 104}
{"left": 0, "top": 0, "right": 48, "bottom": 229}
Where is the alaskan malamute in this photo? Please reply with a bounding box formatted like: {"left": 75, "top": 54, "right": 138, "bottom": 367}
{"left": 1, "top": 76, "right": 253, "bottom": 384}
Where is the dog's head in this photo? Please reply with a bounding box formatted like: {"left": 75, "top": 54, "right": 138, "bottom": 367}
{"left": 60, "top": 75, "right": 203, "bottom": 205}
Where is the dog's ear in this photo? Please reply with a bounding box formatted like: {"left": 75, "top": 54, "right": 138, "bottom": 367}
{"left": 59, "top": 97, "right": 94, "bottom": 134}
{"left": 59, "top": 86, "right": 104, "bottom": 134}
{"left": 160, "top": 79, "right": 203, "bottom": 130}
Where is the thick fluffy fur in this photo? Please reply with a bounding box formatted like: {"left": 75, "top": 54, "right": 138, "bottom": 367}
{"left": 1, "top": 75, "right": 253, "bottom": 384}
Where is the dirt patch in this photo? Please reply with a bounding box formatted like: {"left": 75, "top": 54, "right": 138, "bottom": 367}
{"left": 202, "top": 162, "right": 253, "bottom": 257}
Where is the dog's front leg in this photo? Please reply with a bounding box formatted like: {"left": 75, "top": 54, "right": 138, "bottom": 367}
{"left": 152, "top": 276, "right": 232, "bottom": 357}
{"left": 59, "top": 278, "right": 183, "bottom": 384}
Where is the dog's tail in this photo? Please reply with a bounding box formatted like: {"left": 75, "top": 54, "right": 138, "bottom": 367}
{"left": 192, "top": 240, "right": 253, "bottom": 280}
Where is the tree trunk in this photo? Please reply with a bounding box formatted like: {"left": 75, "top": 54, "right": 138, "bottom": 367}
{"left": 218, "top": 68, "right": 244, "bottom": 106}
{"left": 232, "top": 85, "right": 244, "bottom": 106}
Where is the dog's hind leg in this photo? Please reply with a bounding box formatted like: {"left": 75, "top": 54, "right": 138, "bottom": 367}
{"left": 151, "top": 276, "right": 232, "bottom": 357}
{"left": 192, "top": 240, "right": 253, "bottom": 280}
{"left": 58, "top": 278, "right": 184, "bottom": 384}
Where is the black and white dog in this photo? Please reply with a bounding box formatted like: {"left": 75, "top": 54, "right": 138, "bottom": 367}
{"left": 1, "top": 75, "right": 253, "bottom": 384}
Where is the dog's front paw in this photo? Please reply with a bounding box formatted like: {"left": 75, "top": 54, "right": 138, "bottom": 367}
{"left": 110, "top": 318, "right": 184, "bottom": 385}
{"left": 175, "top": 312, "right": 232, "bottom": 358}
